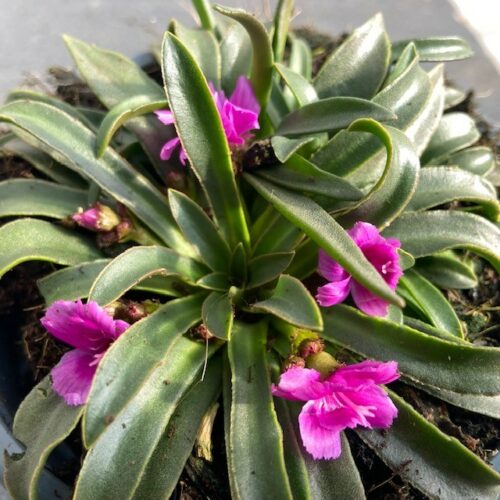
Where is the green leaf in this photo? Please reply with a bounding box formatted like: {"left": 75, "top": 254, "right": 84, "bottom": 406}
{"left": 88, "top": 246, "right": 207, "bottom": 305}
{"left": 286, "top": 238, "right": 318, "bottom": 280}
{"left": 414, "top": 252, "right": 477, "bottom": 290}
{"left": 422, "top": 112, "right": 480, "bottom": 164}
{"left": 384, "top": 42, "right": 418, "bottom": 87}
{"left": 83, "top": 294, "right": 205, "bottom": 446}
{"left": 95, "top": 95, "right": 168, "bottom": 158}
{"left": 407, "top": 166, "right": 499, "bottom": 220}
{"left": 4, "top": 377, "right": 83, "bottom": 500}
{"left": 275, "top": 63, "right": 318, "bottom": 106}
{"left": 382, "top": 211, "right": 500, "bottom": 273}
{"left": 0, "top": 218, "right": 101, "bottom": 279}
{"left": 0, "top": 100, "right": 189, "bottom": 251}
{"left": 398, "top": 248, "right": 415, "bottom": 271}
{"left": 192, "top": 0, "right": 216, "bottom": 30}
{"left": 63, "top": 35, "right": 170, "bottom": 177}
{"left": 322, "top": 304, "right": 500, "bottom": 395}
{"left": 132, "top": 357, "right": 222, "bottom": 499}
{"left": 162, "top": 33, "right": 249, "bottom": 249}
{"left": 255, "top": 153, "right": 364, "bottom": 201}
{"left": 170, "top": 20, "right": 221, "bottom": 86}
{"left": 444, "top": 85, "right": 467, "bottom": 109}
{"left": 276, "top": 97, "right": 396, "bottom": 136}
{"left": 337, "top": 119, "right": 419, "bottom": 229}
{"left": 271, "top": 135, "right": 319, "bottom": 163}
{"left": 399, "top": 269, "right": 464, "bottom": 337}
{"left": 202, "top": 292, "right": 233, "bottom": 340}
{"left": 446, "top": 146, "right": 496, "bottom": 176}
{"left": 392, "top": 36, "right": 473, "bottom": 61}
{"left": 169, "top": 189, "right": 231, "bottom": 272}
{"left": 229, "top": 242, "right": 248, "bottom": 285}
{"left": 357, "top": 392, "right": 500, "bottom": 500}
{"left": 220, "top": 22, "right": 252, "bottom": 91}
{"left": 272, "top": 0, "right": 294, "bottom": 63}
{"left": 247, "top": 252, "right": 294, "bottom": 289}
{"left": 245, "top": 174, "right": 404, "bottom": 308}
{"left": 196, "top": 271, "right": 230, "bottom": 292}
{"left": 288, "top": 36, "right": 312, "bottom": 81}
{"left": 314, "top": 14, "right": 390, "bottom": 99}
{"left": 0, "top": 179, "right": 87, "bottom": 219}
{"left": 228, "top": 321, "right": 292, "bottom": 499}
{"left": 252, "top": 274, "right": 322, "bottom": 331}
{"left": 77, "top": 335, "right": 220, "bottom": 498}
{"left": 214, "top": 5, "right": 274, "bottom": 110}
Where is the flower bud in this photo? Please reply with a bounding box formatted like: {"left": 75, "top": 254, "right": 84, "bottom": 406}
{"left": 298, "top": 338, "right": 324, "bottom": 359}
{"left": 284, "top": 355, "right": 306, "bottom": 369}
{"left": 306, "top": 352, "right": 340, "bottom": 379}
{"left": 72, "top": 203, "right": 120, "bottom": 232}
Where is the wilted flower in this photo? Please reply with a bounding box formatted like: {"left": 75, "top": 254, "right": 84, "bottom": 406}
{"left": 316, "top": 221, "right": 402, "bottom": 316}
{"left": 272, "top": 360, "right": 400, "bottom": 460}
{"left": 41, "top": 300, "right": 129, "bottom": 406}
{"left": 72, "top": 203, "right": 120, "bottom": 232}
{"left": 155, "top": 76, "right": 260, "bottom": 164}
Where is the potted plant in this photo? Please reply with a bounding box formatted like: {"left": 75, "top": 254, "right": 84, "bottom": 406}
{"left": 1, "top": 0, "right": 499, "bottom": 498}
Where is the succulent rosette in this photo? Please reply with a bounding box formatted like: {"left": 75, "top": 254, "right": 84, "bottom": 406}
{"left": 1, "top": 0, "right": 499, "bottom": 499}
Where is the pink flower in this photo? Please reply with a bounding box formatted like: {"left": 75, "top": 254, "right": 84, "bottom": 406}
{"left": 72, "top": 203, "right": 120, "bottom": 232}
{"left": 155, "top": 76, "right": 260, "bottom": 164}
{"left": 316, "top": 221, "right": 403, "bottom": 316}
{"left": 272, "top": 361, "right": 400, "bottom": 460}
{"left": 41, "top": 300, "right": 129, "bottom": 406}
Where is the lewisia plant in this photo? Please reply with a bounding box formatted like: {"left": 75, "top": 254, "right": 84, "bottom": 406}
{"left": 1, "top": 0, "right": 499, "bottom": 498}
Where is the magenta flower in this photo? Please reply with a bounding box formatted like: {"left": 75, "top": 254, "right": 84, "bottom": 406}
{"left": 272, "top": 361, "right": 400, "bottom": 460}
{"left": 155, "top": 76, "right": 260, "bottom": 164}
{"left": 72, "top": 203, "right": 120, "bottom": 232}
{"left": 316, "top": 221, "right": 403, "bottom": 317}
{"left": 41, "top": 300, "right": 129, "bottom": 406}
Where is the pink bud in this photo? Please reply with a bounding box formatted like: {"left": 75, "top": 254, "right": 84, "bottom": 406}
{"left": 72, "top": 203, "right": 120, "bottom": 232}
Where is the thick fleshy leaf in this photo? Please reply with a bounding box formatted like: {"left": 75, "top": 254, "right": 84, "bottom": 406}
{"left": 276, "top": 97, "right": 395, "bottom": 136}
{"left": 88, "top": 246, "right": 206, "bottom": 305}
{"left": 76, "top": 336, "right": 220, "bottom": 499}
{"left": 322, "top": 304, "right": 500, "bottom": 395}
{"left": 338, "top": 119, "right": 419, "bottom": 229}
{"left": 0, "top": 179, "right": 87, "bottom": 219}
{"left": 170, "top": 20, "right": 221, "bottom": 86}
{"left": 285, "top": 238, "right": 318, "bottom": 280}
{"left": 271, "top": 135, "right": 319, "bottom": 163}
{"left": 275, "top": 63, "right": 318, "bottom": 106}
{"left": 202, "top": 292, "right": 233, "bottom": 340}
{"left": 220, "top": 23, "right": 252, "bottom": 92}
{"left": 357, "top": 392, "right": 500, "bottom": 500}
{"left": 288, "top": 35, "right": 312, "bottom": 80}
{"left": 83, "top": 294, "right": 205, "bottom": 446}
{"left": 399, "top": 269, "right": 464, "bottom": 337}
{"left": 95, "top": 95, "right": 168, "bottom": 158}
{"left": 414, "top": 252, "right": 477, "bottom": 290}
{"left": 0, "top": 219, "right": 101, "bottom": 279}
{"left": 383, "top": 43, "right": 417, "bottom": 87}
{"left": 229, "top": 242, "right": 248, "bottom": 285}
{"left": 0, "top": 100, "right": 189, "bottom": 251}
{"left": 446, "top": 146, "right": 496, "bottom": 176}
{"left": 244, "top": 174, "right": 404, "bottom": 308}
{"left": 247, "top": 252, "right": 294, "bottom": 289}
{"left": 228, "top": 321, "right": 292, "bottom": 499}
{"left": 252, "top": 274, "right": 322, "bottom": 331}
{"left": 256, "top": 153, "right": 364, "bottom": 201}
{"left": 196, "top": 272, "right": 230, "bottom": 292}
{"left": 392, "top": 36, "right": 473, "bottom": 61}
{"left": 272, "top": 0, "right": 294, "bottom": 63}
{"left": 192, "top": 0, "right": 216, "bottom": 30}
{"left": 169, "top": 189, "right": 231, "bottom": 272}
{"left": 162, "top": 33, "right": 249, "bottom": 248}
{"left": 3, "top": 137, "right": 87, "bottom": 188}
{"left": 313, "top": 14, "right": 390, "bottom": 99}
{"left": 63, "top": 35, "right": 171, "bottom": 176}
{"left": 214, "top": 5, "right": 273, "bottom": 111}
{"left": 407, "top": 166, "right": 499, "bottom": 220}
{"left": 444, "top": 85, "right": 467, "bottom": 109}
{"left": 132, "top": 357, "right": 222, "bottom": 499}
{"left": 382, "top": 211, "right": 500, "bottom": 273}
{"left": 422, "top": 112, "right": 480, "bottom": 164}
{"left": 4, "top": 377, "right": 83, "bottom": 500}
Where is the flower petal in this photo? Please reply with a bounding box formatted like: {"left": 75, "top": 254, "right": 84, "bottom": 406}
{"left": 51, "top": 349, "right": 97, "bottom": 406}
{"left": 272, "top": 367, "right": 331, "bottom": 401}
{"left": 350, "top": 281, "right": 391, "bottom": 317}
{"left": 347, "top": 221, "right": 381, "bottom": 247}
{"left": 318, "top": 249, "right": 349, "bottom": 282}
{"left": 41, "top": 300, "right": 128, "bottom": 351}
{"left": 316, "top": 278, "right": 351, "bottom": 307}
{"left": 159, "top": 137, "right": 181, "bottom": 161}
{"left": 345, "top": 386, "right": 398, "bottom": 428}
{"left": 155, "top": 109, "right": 175, "bottom": 125}
{"left": 229, "top": 104, "right": 259, "bottom": 139}
{"left": 329, "top": 360, "right": 399, "bottom": 389}
{"left": 230, "top": 76, "right": 260, "bottom": 115}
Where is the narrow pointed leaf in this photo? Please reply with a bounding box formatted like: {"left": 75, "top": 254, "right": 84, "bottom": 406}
{"left": 357, "top": 392, "right": 500, "bottom": 500}
{"left": 271, "top": 135, "right": 319, "bottom": 163}
{"left": 0, "top": 219, "right": 101, "bottom": 279}
{"left": 83, "top": 294, "right": 205, "bottom": 446}
{"left": 392, "top": 36, "right": 473, "bottom": 61}
{"left": 245, "top": 174, "right": 404, "bottom": 307}
{"left": 169, "top": 189, "right": 231, "bottom": 272}
{"left": 382, "top": 211, "right": 500, "bottom": 273}
{"left": 272, "top": 0, "right": 294, "bottom": 63}
{"left": 314, "top": 14, "right": 390, "bottom": 99}
{"left": 252, "top": 274, "right": 322, "bottom": 331}
{"left": 228, "top": 321, "right": 292, "bottom": 499}
{"left": 162, "top": 33, "right": 249, "bottom": 248}
{"left": 247, "top": 252, "right": 294, "bottom": 289}
{"left": 446, "top": 146, "right": 496, "bottom": 176}
{"left": 220, "top": 23, "right": 252, "bottom": 91}
{"left": 196, "top": 272, "right": 230, "bottom": 292}
{"left": 0, "top": 179, "right": 87, "bottom": 219}
{"left": 229, "top": 242, "right": 247, "bottom": 285}
{"left": 288, "top": 36, "right": 312, "bottom": 80}
{"left": 192, "top": 0, "right": 216, "bottom": 30}
{"left": 202, "top": 292, "right": 233, "bottom": 340}
{"left": 384, "top": 43, "right": 418, "bottom": 87}
{"left": 275, "top": 63, "right": 318, "bottom": 106}
{"left": 4, "top": 377, "right": 83, "bottom": 500}
{"left": 444, "top": 85, "right": 467, "bottom": 109}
